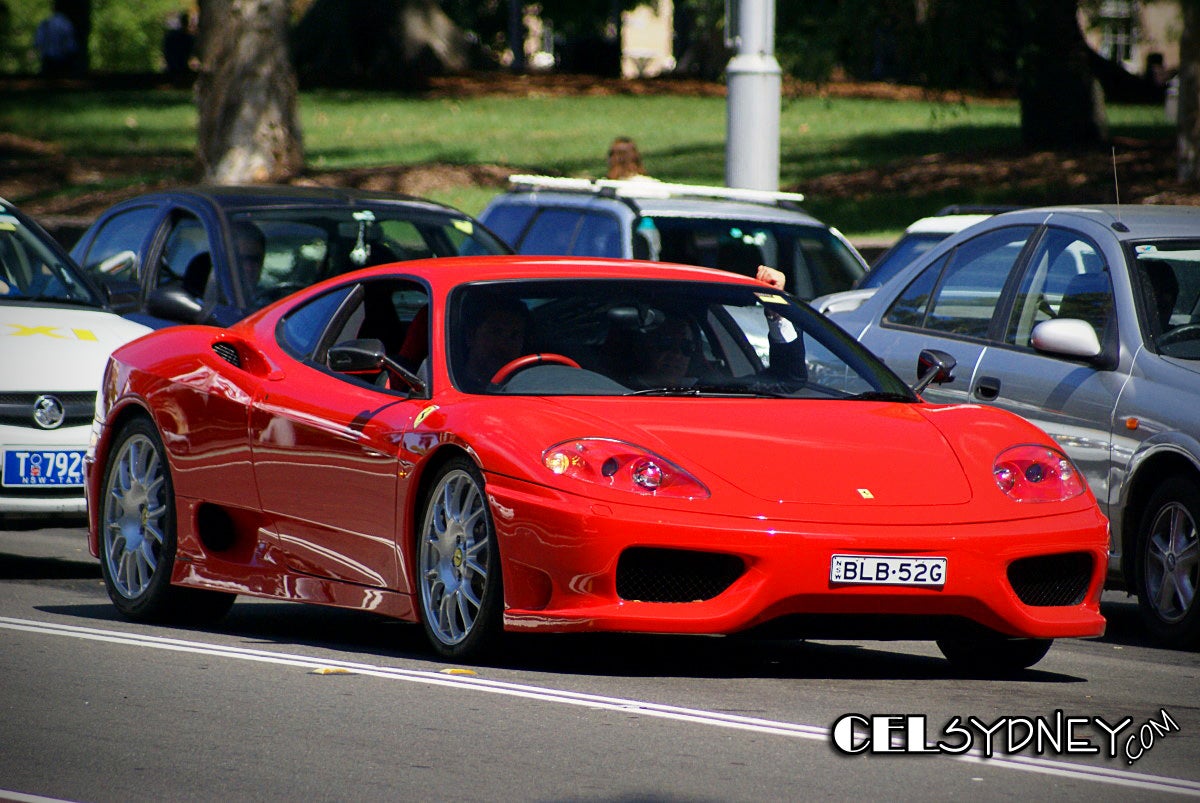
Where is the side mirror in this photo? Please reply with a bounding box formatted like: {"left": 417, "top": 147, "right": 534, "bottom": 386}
{"left": 328, "top": 338, "right": 428, "bottom": 396}
{"left": 1031, "top": 318, "right": 1102, "bottom": 360}
{"left": 328, "top": 338, "right": 385, "bottom": 373}
{"left": 914, "top": 349, "right": 956, "bottom": 394}
{"left": 145, "top": 284, "right": 206, "bottom": 324}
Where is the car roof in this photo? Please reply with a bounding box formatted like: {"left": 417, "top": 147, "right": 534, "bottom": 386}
{"left": 497, "top": 175, "right": 825, "bottom": 225}
{"left": 995, "top": 204, "right": 1200, "bottom": 240}
{"left": 333, "top": 255, "right": 768, "bottom": 293}
{"left": 117, "top": 185, "right": 472, "bottom": 216}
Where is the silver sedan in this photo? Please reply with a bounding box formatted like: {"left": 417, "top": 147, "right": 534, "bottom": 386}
{"left": 828, "top": 205, "right": 1200, "bottom": 648}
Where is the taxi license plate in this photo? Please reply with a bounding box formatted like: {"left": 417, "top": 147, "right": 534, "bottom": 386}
{"left": 830, "top": 554, "right": 946, "bottom": 587}
{"left": 3, "top": 448, "right": 86, "bottom": 488}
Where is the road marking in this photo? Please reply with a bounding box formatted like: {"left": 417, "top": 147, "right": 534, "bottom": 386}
{"left": 3, "top": 616, "right": 1199, "bottom": 796}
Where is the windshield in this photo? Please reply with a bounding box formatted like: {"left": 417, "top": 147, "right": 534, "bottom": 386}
{"left": 0, "top": 212, "right": 100, "bottom": 306}
{"left": 448, "top": 278, "right": 914, "bottom": 399}
{"left": 1130, "top": 241, "right": 1200, "bottom": 360}
{"left": 642, "top": 217, "right": 865, "bottom": 300}
{"left": 231, "top": 206, "right": 509, "bottom": 307}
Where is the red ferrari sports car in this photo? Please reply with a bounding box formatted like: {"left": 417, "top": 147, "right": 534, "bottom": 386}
{"left": 86, "top": 256, "right": 1107, "bottom": 671}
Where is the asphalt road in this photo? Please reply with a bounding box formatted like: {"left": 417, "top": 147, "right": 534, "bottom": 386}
{"left": 2, "top": 519, "right": 1198, "bottom": 802}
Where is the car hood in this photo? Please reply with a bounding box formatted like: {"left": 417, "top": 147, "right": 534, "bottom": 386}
{"left": 0, "top": 304, "right": 151, "bottom": 392}
{"left": 541, "top": 397, "right": 972, "bottom": 508}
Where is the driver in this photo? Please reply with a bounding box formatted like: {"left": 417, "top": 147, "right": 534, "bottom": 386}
{"left": 458, "top": 294, "right": 529, "bottom": 392}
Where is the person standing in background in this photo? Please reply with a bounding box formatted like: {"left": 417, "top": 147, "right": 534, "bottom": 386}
{"left": 606, "top": 137, "right": 654, "bottom": 181}
{"left": 34, "top": 0, "right": 77, "bottom": 77}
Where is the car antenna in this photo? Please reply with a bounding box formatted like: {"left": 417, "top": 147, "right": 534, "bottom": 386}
{"left": 1111, "top": 146, "right": 1129, "bottom": 232}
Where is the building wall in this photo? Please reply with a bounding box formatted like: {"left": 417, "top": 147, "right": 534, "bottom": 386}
{"left": 1081, "top": 1, "right": 1182, "bottom": 76}
{"left": 621, "top": 0, "right": 674, "bottom": 78}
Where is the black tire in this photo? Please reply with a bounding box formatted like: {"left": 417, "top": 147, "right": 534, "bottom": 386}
{"left": 416, "top": 457, "right": 504, "bottom": 660}
{"left": 936, "top": 631, "right": 1053, "bottom": 676}
{"left": 1134, "top": 475, "right": 1200, "bottom": 648}
{"left": 98, "top": 416, "right": 235, "bottom": 624}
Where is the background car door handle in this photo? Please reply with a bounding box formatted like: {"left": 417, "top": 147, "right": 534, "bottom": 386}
{"left": 974, "top": 376, "right": 1001, "bottom": 401}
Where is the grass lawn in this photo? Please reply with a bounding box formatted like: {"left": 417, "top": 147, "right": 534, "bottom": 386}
{"left": 0, "top": 80, "right": 1177, "bottom": 240}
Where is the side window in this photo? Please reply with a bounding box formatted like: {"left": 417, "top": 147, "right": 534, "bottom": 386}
{"left": 885, "top": 252, "right": 948, "bottom": 328}
{"left": 1006, "top": 229, "right": 1110, "bottom": 348}
{"left": 154, "top": 215, "right": 212, "bottom": 298}
{"left": 517, "top": 209, "right": 582, "bottom": 254}
{"left": 278, "top": 284, "right": 357, "bottom": 358}
{"left": 481, "top": 204, "right": 536, "bottom": 248}
{"left": 571, "top": 212, "right": 623, "bottom": 257}
{"left": 77, "top": 205, "right": 159, "bottom": 285}
{"left": 922, "top": 226, "right": 1033, "bottom": 338}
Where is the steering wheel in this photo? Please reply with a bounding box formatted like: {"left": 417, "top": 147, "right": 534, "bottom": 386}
{"left": 490, "top": 353, "right": 580, "bottom": 385}
{"left": 1157, "top": 323, "right": 1200, "bottom": 347}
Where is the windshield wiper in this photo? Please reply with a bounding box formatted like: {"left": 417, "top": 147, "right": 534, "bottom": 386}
{"left": 845, "top": 390, "right": 913, "bottom": 402}
{"left": 627, "top": 383, "right": 793, "bottom": 398}
{"left": 627, "top": 385, "right": 704, "bottom": 396}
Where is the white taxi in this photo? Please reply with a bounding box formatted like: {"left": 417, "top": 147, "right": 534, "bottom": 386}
{"left": 1, "top": 200, "right": 150, "bottom": 516}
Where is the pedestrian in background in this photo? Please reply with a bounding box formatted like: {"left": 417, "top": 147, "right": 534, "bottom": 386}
{"left": 34, "top": 0, "right": 77, "bottom": 77}
{"left": 606, "top": 136, "right": 653, "bottom": 181}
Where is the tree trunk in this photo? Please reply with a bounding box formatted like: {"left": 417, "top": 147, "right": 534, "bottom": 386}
{"left": 196, "top": 0, "right": 304, "bottom": 184}
{"left": 1016, "top": 0, "right": 1106, "bottom": 148}
{"left": 1177, "top": 0, "right": 1200, "bottom": 184}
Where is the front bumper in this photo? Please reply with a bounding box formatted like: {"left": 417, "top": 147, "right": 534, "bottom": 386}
{"left": 489, "top": 479, "right": 1109, "bottom": 641}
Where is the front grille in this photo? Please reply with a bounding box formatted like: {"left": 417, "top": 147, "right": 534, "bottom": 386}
{"left": 212, "top": 342, "right": 241, "bottom": 367}
{"left": 0, "top": 391, "right": 95, "bottom": 429}
{"left": 1007, "top": 552, "right": 1093, "bottom": 607}
{"left": 616, "top": 547, "right": 744, "bottom": 603}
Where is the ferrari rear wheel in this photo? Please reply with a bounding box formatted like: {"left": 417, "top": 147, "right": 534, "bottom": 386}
{"left": 936, "top": 632, "right": 1053, "bottom": 676}
{"left": 99, "top": 416, "right": 234, "bottom": 623}
{"left": 1135, "top": 475, "right": 1200, "bottom": 648}
{"left": 417, "top": 457, "right": 503, "bottom": 660}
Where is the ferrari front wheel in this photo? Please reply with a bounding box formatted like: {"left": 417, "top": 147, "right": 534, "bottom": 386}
{"left": 417, "top": 457, "right": 503, "bottom": 660}
{"left": 99, "top": 416, "right": 234, "bottom": 623}
{"left": 936, "top": 632, "right": 1053, "bottom": 676}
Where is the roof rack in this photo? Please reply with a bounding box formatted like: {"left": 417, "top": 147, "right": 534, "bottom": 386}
{"left": 506, "top": 174, "right": 805, "bottom": 205}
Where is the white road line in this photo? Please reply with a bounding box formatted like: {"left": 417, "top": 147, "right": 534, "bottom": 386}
{"left": 3, "top": 616, "right": 1198, "bottom": 796}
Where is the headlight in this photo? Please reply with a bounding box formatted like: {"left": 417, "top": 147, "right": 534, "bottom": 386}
{"left": 993, "top": 444, "right": 1085, "bottom": 502}
{"left": 542, "top": 438, "right": 709, "bottom": 499}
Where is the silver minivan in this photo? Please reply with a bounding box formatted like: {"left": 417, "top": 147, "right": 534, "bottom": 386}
{"left": 829, "top": 205, "right": 1200, "bottom": 647}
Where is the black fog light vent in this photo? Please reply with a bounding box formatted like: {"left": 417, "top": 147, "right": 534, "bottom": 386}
{"left": 1007, "top": 552, "right": 1093, "bottom": 607}
{"left": 616, "top": 547, "right": 744, "bottom": 602}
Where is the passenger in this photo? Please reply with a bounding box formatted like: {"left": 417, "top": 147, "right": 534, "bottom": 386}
{"left": 627, "top": 316, "right": 697, "bottom": 389}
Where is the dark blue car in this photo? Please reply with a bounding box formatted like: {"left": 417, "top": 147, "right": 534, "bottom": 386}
{"left": 70, "top": 185, "right": 510, "bottom": 329}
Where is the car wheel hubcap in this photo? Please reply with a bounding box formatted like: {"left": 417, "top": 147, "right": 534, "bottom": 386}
{"left": 1145, "top": 501, "right": 1199, "bottom": 624}
{"left": 103, "top": 434, "right": 167, "bottom": 599}
{"left": 420, "top": 470, "right": 490, "bottom": 646}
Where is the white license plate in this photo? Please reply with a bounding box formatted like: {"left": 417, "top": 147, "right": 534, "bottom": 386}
{"left": 830, "top": 554, "right": 946, "bottom": 587}
{"left": 2, "top": 448, "right": 86, "bottom": 488}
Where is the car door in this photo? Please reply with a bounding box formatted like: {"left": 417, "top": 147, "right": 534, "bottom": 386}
{"left": 249, "top": 280, "right": 429, "bottom": 591}
{"left": 972, "top": 226, "right": 1120, "bottom": 507}
{"left": 71, "top": 203, "right": 162, "bottom": 312}
{"left": 863, "top": 225, "right": 1037, "bottom": 404}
